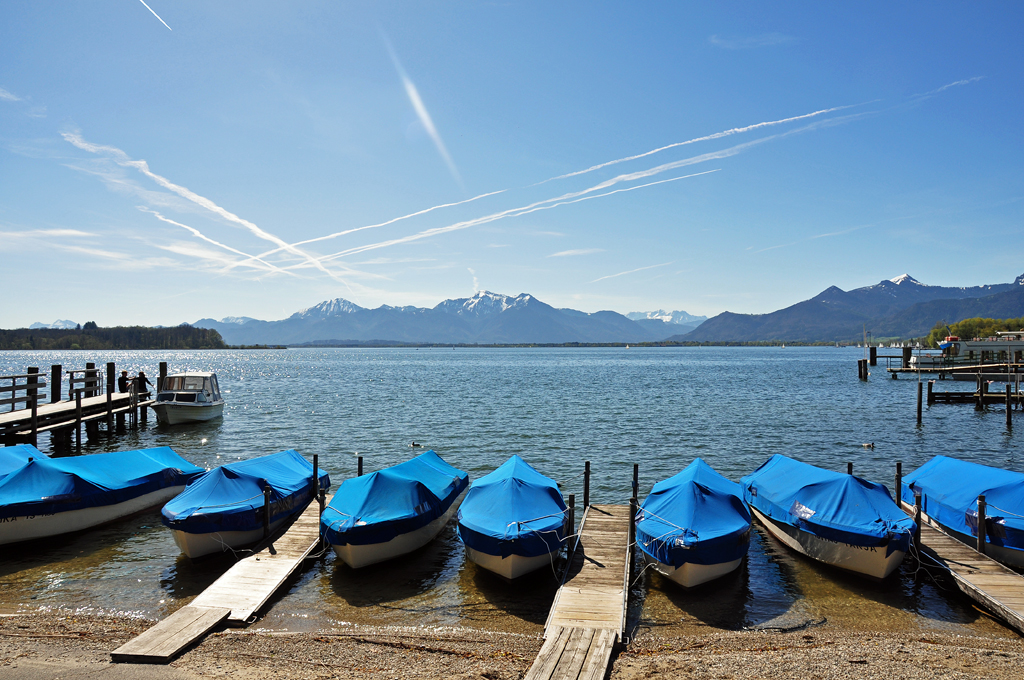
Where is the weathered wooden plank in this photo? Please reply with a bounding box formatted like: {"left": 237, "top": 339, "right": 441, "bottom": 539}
{"left": 578, "top": 628, "right": 616, "bottom": 680}
{"left": 524, "top": 626, "right": 570, "bottom": 680}
{"left": 551, "top": 627, "right": 594, "bottom": 680}
{"left": 111, "top": 605, "right": 229, "bottom": 663}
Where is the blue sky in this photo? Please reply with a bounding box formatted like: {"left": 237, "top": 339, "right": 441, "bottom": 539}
{"left": 2, "top": 2, "right": 1022, "bottom": 327}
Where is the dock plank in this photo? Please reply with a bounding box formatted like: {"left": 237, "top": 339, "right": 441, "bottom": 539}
{"left": 111, "top": 605, "right": 229, "bottom": 663}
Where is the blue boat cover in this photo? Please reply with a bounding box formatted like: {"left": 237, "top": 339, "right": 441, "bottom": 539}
{"left": 636, "top": 458, "right": 751, "bottom": 568}
{"left": 457, "top": 456, "right": 567, "bottom": 559}
{"left": 320, "top": 450, "right": 468, "bottom": 547}
{"left": 0, "top": 447, "right": 203, "bottom": 519}
{"left": 0, "top": 445, "right": 46, "bottom": 481}
{"left": 741, "top": 454, "right": 915, "bottom": 556}
{"left": 161, "top": 450, "right": 330, "bottom": 534}
{"left": 902, "top": 456, "right": 1024, "bottom": 551}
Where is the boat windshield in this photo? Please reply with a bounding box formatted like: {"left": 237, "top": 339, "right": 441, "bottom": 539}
{"left": 162, "top": 376, "right": 206, "bottom": 391}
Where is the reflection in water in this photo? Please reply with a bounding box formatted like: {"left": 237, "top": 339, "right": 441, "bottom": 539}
{"left": 635, "top": 523, "right": 1013, "bottom": 639}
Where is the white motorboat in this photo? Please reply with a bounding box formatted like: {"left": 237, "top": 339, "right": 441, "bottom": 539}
{"left": 152, "top": 372, "right": 225, "bottom": 425}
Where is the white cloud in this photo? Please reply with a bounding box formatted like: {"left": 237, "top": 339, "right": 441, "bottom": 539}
{"left": 548, "top": 249, "right": 604, "bottom": 258}
{"left": 0, "top": 88, "right": 22, "bottom": 102}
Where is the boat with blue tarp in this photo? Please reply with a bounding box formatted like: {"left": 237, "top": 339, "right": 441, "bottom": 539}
{"left": 902, "top": 456, "right": 1024, "bottom": 568}
{"left": 636, "top": 458, "right": 751, "bottom": 588}
{"left": 741, "top": 454, "right": 916, "bottom": 578}
{"left": 0, "top": 444, "right": 46, "bottom": 481}
{"left": 0, "top": 447, "right": 203, "bottom": 546}
{"left": 161, "top": 449, "right": 330, "bottom": 559}
{"left": 320, "top": 450, "right": 469, "bottom": 568}
{"left": 457, "top": 455, "right": 567, "bottom": 580}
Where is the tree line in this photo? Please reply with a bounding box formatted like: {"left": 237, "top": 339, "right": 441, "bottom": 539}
{"left": 925, "top": 317, "right": 1024, "bottom": 348}
{"left": 0, "top": 324, "right": 227, "bottom": 350}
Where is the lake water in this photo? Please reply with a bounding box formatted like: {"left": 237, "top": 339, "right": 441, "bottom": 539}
{"left": 1, "top": 347, "right": 1021, "bottom": 638}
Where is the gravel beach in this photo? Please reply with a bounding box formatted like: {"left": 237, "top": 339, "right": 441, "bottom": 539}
{"left": 2, "top": 612, "right": 1022, "bottom": 680}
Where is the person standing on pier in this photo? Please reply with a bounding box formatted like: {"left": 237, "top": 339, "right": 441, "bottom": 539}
{"left": 136, "top": 371, "right": 153, "bottom": 396}
{"left": 118, "top": 370, "right": 130, "bottom": 393}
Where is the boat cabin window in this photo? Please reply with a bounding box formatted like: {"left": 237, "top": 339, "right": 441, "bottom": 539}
{"left": 183, "top": 376, "right": 205, "bottom": 391}
{"left": 163, "top": 376, "right": 184, "bottom": 391}
{"left": 196, "top": 392, "right": 207, "bottom": 403}
{"left": 175, "top": 393, "right": 197, "bottom": 402}
{"left": 157, "top": 393, "right": 175, "bottom": 402}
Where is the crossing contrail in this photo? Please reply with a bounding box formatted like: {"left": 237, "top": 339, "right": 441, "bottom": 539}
{"left": 137, "top": 0, "right": 172, "bottom": 31}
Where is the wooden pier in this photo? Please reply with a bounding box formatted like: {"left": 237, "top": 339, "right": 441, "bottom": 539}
{"left": 525, "top": 504, "right": 632, "bottom": 680}
{"left": 1, "top": 362, "right": 155, "bottom": 447}
{"left": 901, "top": 501, "right": 1024, "bottom": 635}
{"left": 111, "top": 500, "right": 324, "bottom": 663}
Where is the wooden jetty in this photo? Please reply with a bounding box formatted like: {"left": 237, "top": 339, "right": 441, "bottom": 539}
{"left": 525, "top": 503, "right": 632, "bottom": 680}
{"left": 901, "top": 500, "right": 1024, "bottom": 635}
{"left": 1, "top": 362, "right": 156, "bottom": 447}
{"left": 111, "top": 500, "right": 324, "bottom": 663}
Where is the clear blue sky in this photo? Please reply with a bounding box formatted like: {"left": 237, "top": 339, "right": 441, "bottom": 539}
{"left": 2, "top": 2, "right": 1022, "bottom": 327}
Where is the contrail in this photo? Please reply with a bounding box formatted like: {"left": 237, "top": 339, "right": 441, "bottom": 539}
{"left": 61, "top": 131, "right": 345, "bottom": 282}
{"left": 139, "top": 207, "right": 295, "bottom": 276}
{"left": 590, "top": 262, "right": 673, "bottom": 284}
{"left": 137, "top": 0, "right": 172, "bottom": 31}
{"left": 220, "top": 188, "right": 506, "bottom": 273}
{"left": 541, "top": 104, "right": 864, "bottom": 184}
{"left": 382, "top": 34, "right": 464, "bottom": 191}
{"left": 915, "top": 76, "right": 985, "bottom": 97}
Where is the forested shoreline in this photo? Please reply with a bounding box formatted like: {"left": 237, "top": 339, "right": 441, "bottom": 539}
{"left": 0, "top": 325, "right": 227, "bottom": 350}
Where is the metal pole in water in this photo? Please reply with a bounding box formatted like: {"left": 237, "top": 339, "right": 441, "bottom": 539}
{"left": 263, "top": 485, "right": 272, "bottom": 539}
{"left": 567, "top": 494, "right": 575, "bottom": 541}
{"left": 584, "top": 460, "right": 590, "bottom": 508}
{"left": 312, "top": 454, "right": 319, "bottom": 498}
{"left": 977, "top": 495, "right": 987, "bottom": 555}
{"left": 357, "top": 456, "right": 363, "bottom": 477}
{"left": 847, "top": 462, "right": 853, "bottom": 475}
{"left": 895, "top": 462, "right": 902, "bottom": 501}
{"left": 632, "top": 463, "right": 639, "bottom": 503}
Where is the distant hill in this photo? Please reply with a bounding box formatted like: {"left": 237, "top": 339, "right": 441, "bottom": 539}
{"left": 672, "top": 274, "right": 1024, "bottom": 343}
{"left": 0, "top": 325, "right": 227, "bottom": 350}
{"left": 195, "top": 291, "right": 681, "bottom": 345}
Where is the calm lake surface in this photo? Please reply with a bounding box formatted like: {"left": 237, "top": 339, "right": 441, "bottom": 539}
{"left": 1, "top": 347, "right": 1021, "bottom": 638}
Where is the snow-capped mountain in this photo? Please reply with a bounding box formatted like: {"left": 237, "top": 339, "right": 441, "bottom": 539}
{"left": 28, "top": 320, "right": 79, "bottom": 330}
{"left": 626, "top": 310, "right": 707, "bottom": 325}
{"left": 195, "top": 291, "right": 673, "bottom": 345}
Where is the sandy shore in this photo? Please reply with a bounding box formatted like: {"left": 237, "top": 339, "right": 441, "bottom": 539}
{"left": 2, "top": 612, "right": 1022, "bottom": 680}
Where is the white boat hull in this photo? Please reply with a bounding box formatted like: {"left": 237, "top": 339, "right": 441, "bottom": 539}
{"left": 152, "top": 402, "right": 224, "bottom": 425}
{"left": 0, "top": 486, "right": 186, "bottom": 546}
{"left": 170, "top": 515, "right": 291, "bottom": 559}
{"left": 752, "top": 507, "right": 906, "bottom": 579}
{"left": 643, "top": 552, "right": 744, "bottom": 588}
{"left": 332, "top": 491, "right": 465, "bottom": 569}
{"left": 465, "top": 546, "right": 558, "bottom": 580}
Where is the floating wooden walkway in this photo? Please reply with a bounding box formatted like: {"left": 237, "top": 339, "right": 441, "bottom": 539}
{"left": 902, "top": 501, "right": 1024, "bottom": 635}
{"left": 525, "top": 504, "right": 631, "bottom": 680}
{"left": 112, "top": 501, "right": 323, "bottom": 663}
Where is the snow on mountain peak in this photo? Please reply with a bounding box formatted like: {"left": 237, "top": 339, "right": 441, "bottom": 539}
{"left": 889, "top": 274, "right": 922, "bottom": 286}
{"left": 294, "top": 298, "right": 364, "bottom": 319}
{"left": 437, "top": 291, "right": 534, "bottom": 316}
{"left": 28, "top": 319, "right": 79, "bottom": 330}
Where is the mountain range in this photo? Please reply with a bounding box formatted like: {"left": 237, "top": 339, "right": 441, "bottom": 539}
{"left": 194, "top": 292, "right": 696, "bottom": 345}
{"left": 671, "top": 273, "right": 1024, "bottom": 343}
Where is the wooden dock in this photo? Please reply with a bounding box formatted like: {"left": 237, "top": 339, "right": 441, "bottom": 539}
{"left": 525, "top": 504, "right": 631, "bottom": 680}
{"left": 112, "top": 500, "right": 323, "bottom": 663}
{"left": 901, "top": 501, "right": 1024, "bottom": 635}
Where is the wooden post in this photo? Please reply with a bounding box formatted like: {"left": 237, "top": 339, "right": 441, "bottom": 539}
{"left": 917, "top": 381, "right": 923, "bottom": 424}
{"left": 977, "top": 495, "right": 987, "bottom": 555}
{"left": 584, "top": 460, "right": 591, "bottom": 508}
{"left": 50, "top": 365, "right": 61, "bottom": 403}
{"left": 27, "top": 368, "right": 39, "bottom": 446}
{"left": 1007, "top": 385, "right": 1013, "bottom": 430}
{"left": 75, "top": 390, "right": 82, "bottom": 446}
{"left": 263, "top": 485, "right": 272, "bottom": 539}
{"left": 106, "top": 362, "right": 115, "bottom": 433}
{"left": 902, "top": 346, "right": 912, "bottom": 368}
{"left": 632, "top": 463, "right": 639, "bottom": 503}
{"left": 159, "top": 362, "right": 168, "bottom": 392}
{"left": 895, "top": 462, "right": 902, "bottom": 502}
{"left": 869, "top": 346, "right": 877, "bottom": 366}
{"left": 914, "top": 491, "right": 922, "bottom": 546}
{"left": 357, "top": 456, "right": 363, "bottom": 476}
{"left": 567, "top": 494, "right": 575, "bottom": 541}
{"left": 312, "top": 454, "right": 319, "bottom": 498}
{"left": 86, "top": 362, "right": 96, "bottom": 397}
{"left": 629, "top": 495, "right": 638, "bottom": 584}
{"left": 847, "top": 462, "right": 853, "bottom": 475}
{"left": 927, "top": 380, "right": 934, "bottom": 406}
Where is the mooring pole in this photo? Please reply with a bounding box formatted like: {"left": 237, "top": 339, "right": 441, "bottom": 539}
{"left": 847, "top": 462, "right": 853, "bottom": 475}
{"left": 632, "top": 463, "right": 639, "bottom": 503}
{"left": 1007, "top": 385, "right": 1013, "bottom": 430}
{"left": 312, "top": 454, "right": 319, "bottom": 499}
{"left": 357, "top": 455, "right": 363, "bottom": 476}
{"left": 916, "top": 381, "right": 923, "bottom": 425}
{"left": 914, "top": 490, "right": 922, "bottom": 546}
{"left": 977, "top": 495, "right": 987, "bottom": 555}
{"left": 584, "top": 460, "right": 591, "bottom": 508}
{"left": 567, "top": 494, "right": 575, "bottom": 541}
{"left": 106, "top": 362, "right": 115, "bottom": 434}
{"left": 976, "top": 374, "right": 984, "bottom": 410}
{"left": 895, "top": 462, "right": 902, "bottom": 502}
{"left": 50, "top": 365, "right": 61, "bottom": 403}
{"left": 263, "top": 485, "right": 272, "bottom": 539}
{"left": 927, "top": 380, "right": 934, "bottom": 406}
